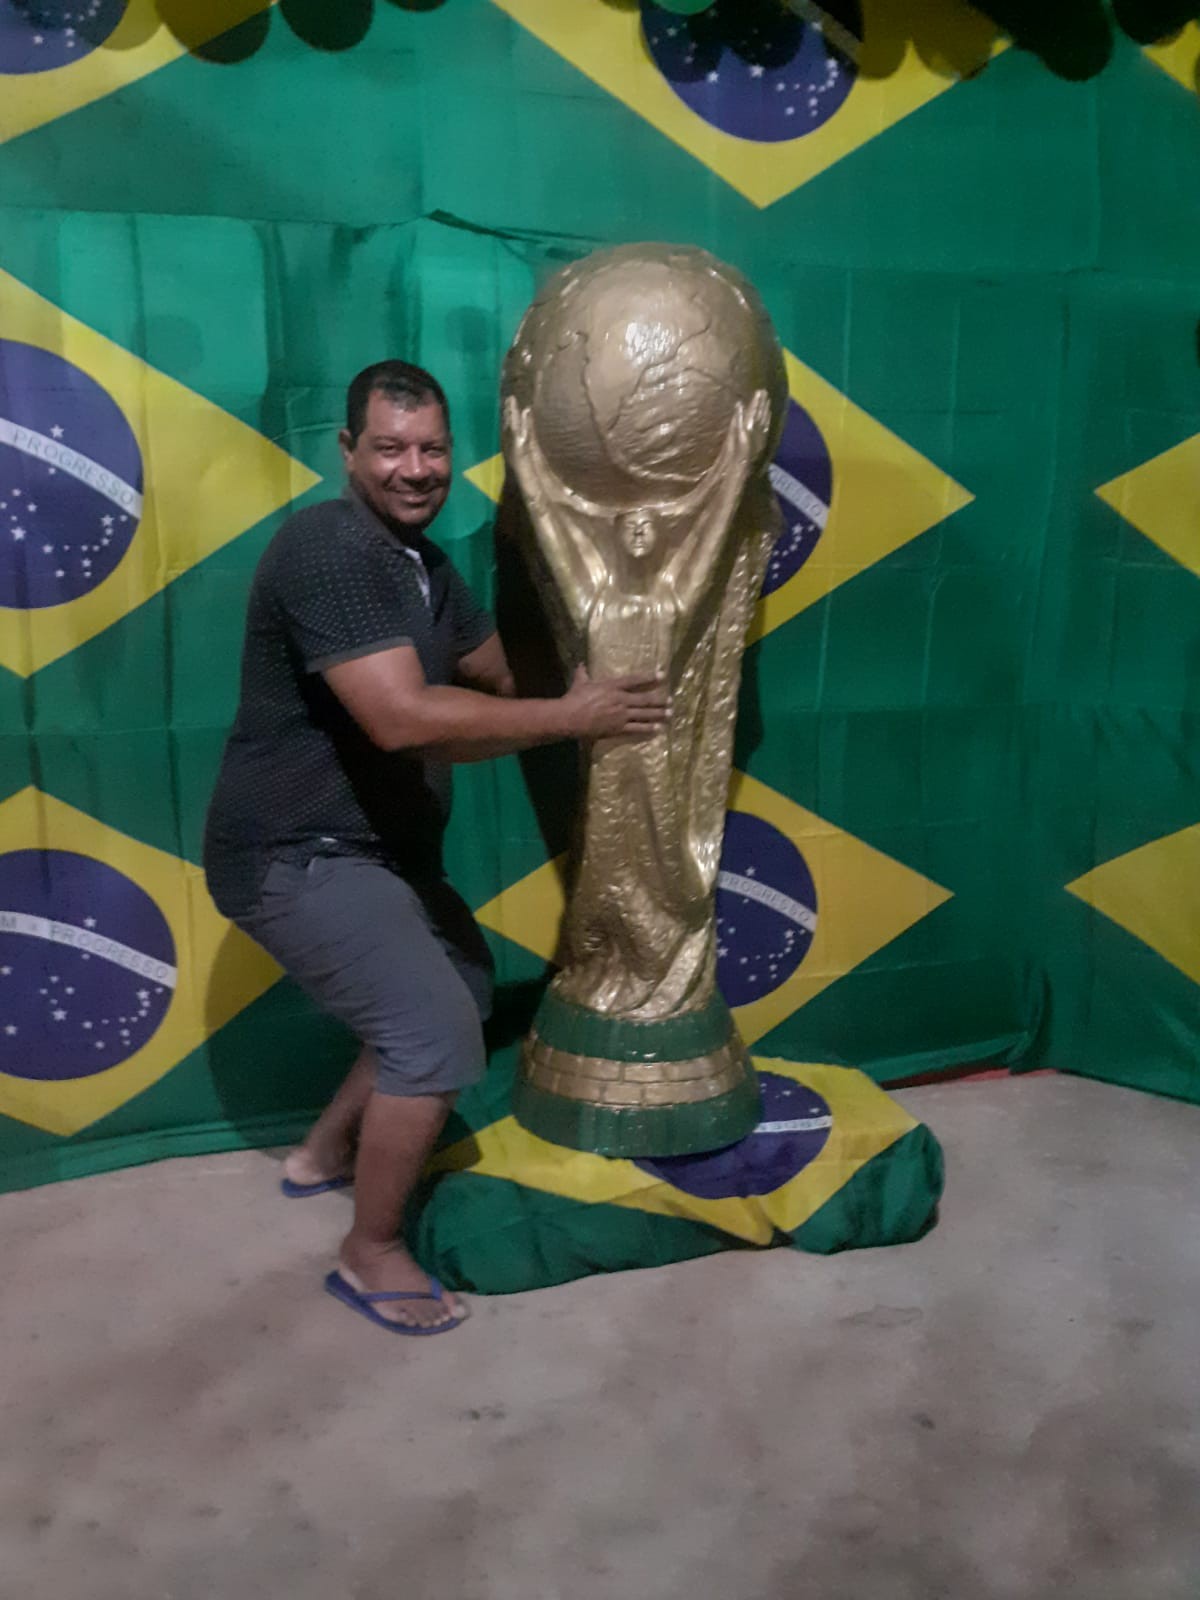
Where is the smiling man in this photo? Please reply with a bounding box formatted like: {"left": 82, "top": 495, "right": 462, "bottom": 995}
{"left": 203, "top": 360, "right": 669, "bottom": 1335}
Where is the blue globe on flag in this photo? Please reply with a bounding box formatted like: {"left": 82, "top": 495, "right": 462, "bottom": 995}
{"left": 641, "top": 0, "right": 859, "bottom": 142}
{"left": 0, "top": 340, "right": 143, "bottom": 609}
{"left": 636, "top": 1071, "right": 833, "bottom": 1197}
{"left": 716, "top": 809, "right": 817, "bottom": 1007}
{"left": 764, "top": 397, "right": 832, "bottom": 595}
{"left": 0, "top": 0, "right": 127, "bottom": 74}
{"left": 0, "top": 849, "right": 175, "bottom": 1082}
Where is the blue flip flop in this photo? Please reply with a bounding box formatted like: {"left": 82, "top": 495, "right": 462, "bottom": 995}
{"left": 280, "top": 1174, "right": 353, "bottom": 1199}
{"left": 323, "top": 1269, "right": 465, "bottom": 1337}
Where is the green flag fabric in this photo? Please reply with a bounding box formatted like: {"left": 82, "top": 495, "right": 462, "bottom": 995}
{"left": 1, "top": 1, "right": 1199, "bottom": 1222}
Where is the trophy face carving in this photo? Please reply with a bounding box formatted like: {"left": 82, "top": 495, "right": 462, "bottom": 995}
{"left": 502, "top": 243, "right": 787, "bottom": 1158}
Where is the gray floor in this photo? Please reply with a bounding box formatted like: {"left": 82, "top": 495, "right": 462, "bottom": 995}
{"left": 2, "top": 1073, "right": 1198, "bottom": 1600}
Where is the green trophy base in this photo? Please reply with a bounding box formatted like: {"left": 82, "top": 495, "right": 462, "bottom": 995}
{"left": 513, "top": 989, "right": 763, "bottom": 1158}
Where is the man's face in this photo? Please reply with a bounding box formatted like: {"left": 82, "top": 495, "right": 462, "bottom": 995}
{"left": 339, "top": 390, "right": 451, "bottom": 533}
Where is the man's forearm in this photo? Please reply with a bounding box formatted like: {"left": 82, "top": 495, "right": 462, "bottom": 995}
{"left": 384, "top": 683, "right": 571, "bottom": 757}
{"left": 418, "top": 734, "right": 551, "bottom": 764}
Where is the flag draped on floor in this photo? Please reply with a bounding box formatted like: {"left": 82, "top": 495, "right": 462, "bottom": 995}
{"left": 411, "top": 1045, "right": 943, "bottom": 1293}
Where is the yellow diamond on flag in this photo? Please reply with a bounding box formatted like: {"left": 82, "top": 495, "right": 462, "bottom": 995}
{"left": 0, "top": 787, "right": 281, "bottom": 1135}
{"left": 462, "top": 348, "right": 972, "bottom": 643}
{"left": 432, "top": 1057, "right": 918, "bottom": 1246}
{"left": 1067, "top": 824, "right": 1200, "bottom": 989}
{"left": 1142, "top": 24, "right": 1200, "bottom": 97}
{"left": 0, "top": 265, "right": 321, "bottom": 678}
{"left": 0, "top": 0, "right": 275, "bottom": 148}
{"left": 463, "top": 453, "right": 506, "bottom": 504}
{"left": 1095, "top": 432, "right": 1200, "bottom": 581}
{"left": 753, "top": 350, "right": 972, "bottom": 640}
{"left": 490, "top": 0, "right": 1000, "bottom": 208}
{"left": 475, "top": 768, "right": 952, "bottom": 1045}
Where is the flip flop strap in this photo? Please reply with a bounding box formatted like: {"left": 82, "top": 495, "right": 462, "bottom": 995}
{"left": 360, "top": 1279, "right": 444, "bottom": 1305}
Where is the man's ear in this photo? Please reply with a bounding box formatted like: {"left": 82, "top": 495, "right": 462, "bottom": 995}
{"left": 337, "top": 429, "right": 355, "bottom": 466}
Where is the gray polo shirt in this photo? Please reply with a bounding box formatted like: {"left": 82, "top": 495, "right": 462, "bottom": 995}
{"left": 203, "top": 487, "right": 494, "bottom": 920}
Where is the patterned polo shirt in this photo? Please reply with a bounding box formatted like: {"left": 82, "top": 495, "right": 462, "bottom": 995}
{"left": 203, "top": 486, "right": 494, "bottom": 919}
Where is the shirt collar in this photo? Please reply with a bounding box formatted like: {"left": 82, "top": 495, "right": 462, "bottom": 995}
{"left": 342, "top": 482, "right": 431, "bottom": 606}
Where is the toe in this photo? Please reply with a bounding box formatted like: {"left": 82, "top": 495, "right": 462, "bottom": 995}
{"left": 384, "top": 1301, "right": 458, "bottom": 1331}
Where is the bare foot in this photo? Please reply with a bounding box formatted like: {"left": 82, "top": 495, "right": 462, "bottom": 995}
{"left": 338, "top": 1243, "right": 466, "bottom": 1331}
{"left": 283, "top": 1143, "right": 353, "bottom": 1189}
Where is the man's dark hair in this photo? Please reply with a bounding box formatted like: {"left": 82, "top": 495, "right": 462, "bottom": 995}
{"left": 345, "top": 360, "right": 450, "bottom": 444}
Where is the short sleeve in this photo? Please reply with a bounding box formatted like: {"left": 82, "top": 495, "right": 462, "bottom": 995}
{"left": 444, "top": 563, "right": 496, "bottom": 659}
{"left": 269, "top": 517, "right": 425, "bottom": 674}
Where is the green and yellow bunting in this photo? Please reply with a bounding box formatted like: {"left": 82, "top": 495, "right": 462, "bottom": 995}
{"left": 0, "top": 0, "right": 275, "bottom": 149}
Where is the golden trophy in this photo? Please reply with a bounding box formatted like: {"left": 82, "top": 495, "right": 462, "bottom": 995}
{"left": 501, "top": 243, "right": 787, "bottom": 1157}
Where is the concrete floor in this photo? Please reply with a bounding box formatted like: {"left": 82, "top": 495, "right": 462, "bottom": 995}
{"left": 2, "top": 1074, "right": 1198, "bottom": 1600}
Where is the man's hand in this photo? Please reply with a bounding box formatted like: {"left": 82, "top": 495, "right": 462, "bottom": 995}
{"left": 560, "top": 665, "right": 670, "bottom": 741}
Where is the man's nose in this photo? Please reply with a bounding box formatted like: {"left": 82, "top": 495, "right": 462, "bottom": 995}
{"left": 397, "top": 449, "right": 428, "bottom": 480}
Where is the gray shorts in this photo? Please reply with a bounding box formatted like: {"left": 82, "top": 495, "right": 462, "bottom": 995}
{"left": 235, "top": 854, "right": 493, "bottom": 1098}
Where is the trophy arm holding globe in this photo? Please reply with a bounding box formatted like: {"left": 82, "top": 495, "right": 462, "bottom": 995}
{"left": 502, "top": 386, "right": 774, "bottom": 662}
{"left": 502, "top": 394, "right": 607, "bottom": 639}
{"left": 654, "top": 387, "right": 774, "bottom": 639}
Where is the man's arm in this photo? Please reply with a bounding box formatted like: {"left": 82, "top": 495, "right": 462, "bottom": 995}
{"left": 456, "top": 631, "right": 516, "bottom": 699}
{"left": 324, "top": 644, "right": 667, "bottom": 763}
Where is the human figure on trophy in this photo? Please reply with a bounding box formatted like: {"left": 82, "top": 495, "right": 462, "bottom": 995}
{"left": 500, "top": 243, "right": 788, "bottom": 1155}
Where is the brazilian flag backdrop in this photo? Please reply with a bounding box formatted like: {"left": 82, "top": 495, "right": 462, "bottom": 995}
{"left": 1, "top": 0, "right": 1199, "bottom": 1235}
